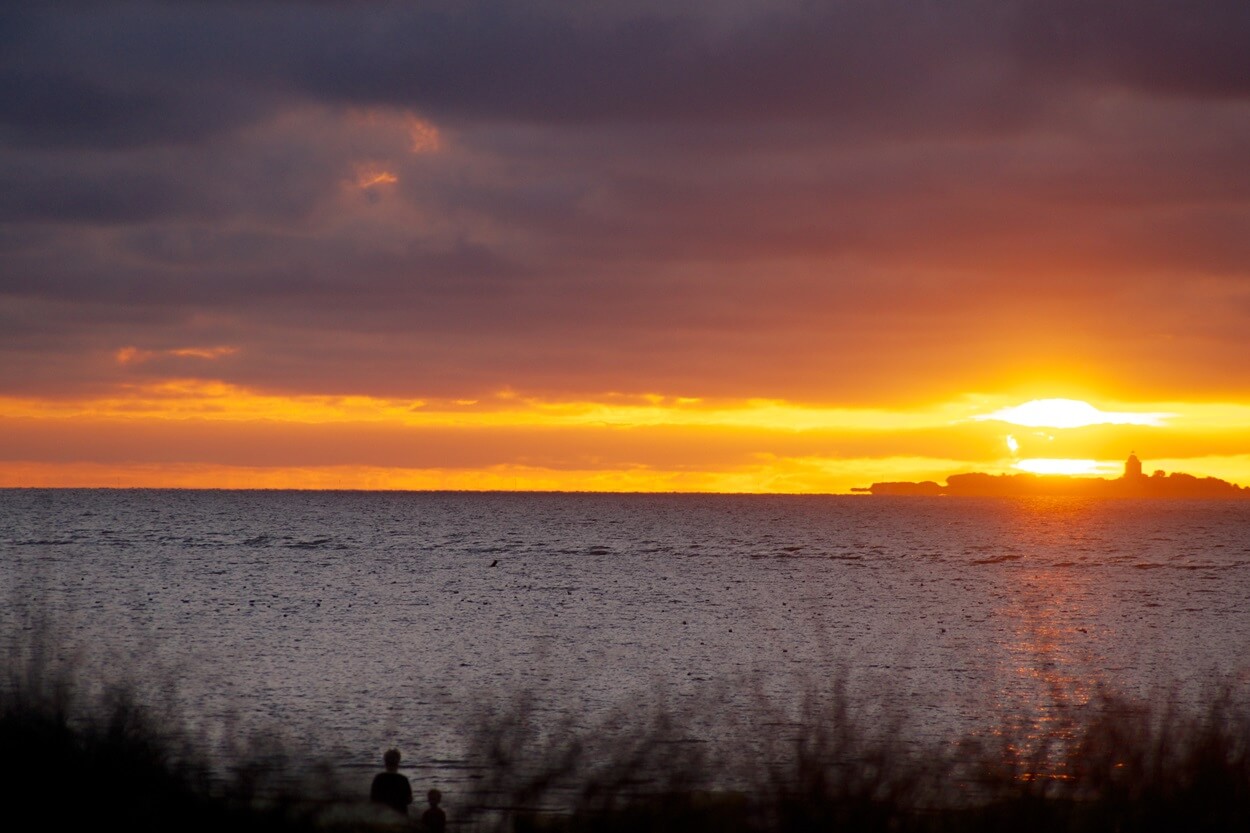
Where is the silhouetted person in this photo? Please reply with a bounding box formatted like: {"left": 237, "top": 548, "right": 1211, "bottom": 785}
{"left": 371, "top": 748, "right": 413, "bottom": 817}
{"left": 422, "top": 788, "right": 447, "bottom": 833}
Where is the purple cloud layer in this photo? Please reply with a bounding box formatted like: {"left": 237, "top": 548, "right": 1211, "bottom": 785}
{"left": 3, "top": 1, "right": 1249, "bottom": 402}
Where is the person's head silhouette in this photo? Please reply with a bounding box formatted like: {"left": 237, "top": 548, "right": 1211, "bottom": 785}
{"left": 422, "top": 786, "right": 447, "bottom": 833}
{"left": 383, "top": 748, "right": 401, "bottom": 772}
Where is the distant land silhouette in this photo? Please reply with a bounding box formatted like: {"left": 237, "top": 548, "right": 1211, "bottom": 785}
{"left": 855, "top": 454, "right": 1250, "bottom": 498}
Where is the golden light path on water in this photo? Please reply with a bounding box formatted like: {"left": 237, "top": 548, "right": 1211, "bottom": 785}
{"left": 994, "top": 565, "right": 1096, "bottom": 779}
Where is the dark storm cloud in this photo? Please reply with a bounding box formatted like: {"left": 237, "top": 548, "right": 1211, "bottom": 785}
{"left": 4, "top": 2, "right": 960, "bottom": 141}
{"left": 1012, "top": 0, "right": 1250, "bottom": 97}
{"left": 3, "top": 1, "right": 1250, "bottom": 403}
{"left": 0, "top": 159, "right": 193, "bottom": 223}
{"left": 5, "top": 1, "right": 1249, "bottom": 146}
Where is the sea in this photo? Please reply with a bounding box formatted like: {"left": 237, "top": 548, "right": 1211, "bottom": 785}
{"left": 3, "top": 489, "right": 1250, "bottom": 794}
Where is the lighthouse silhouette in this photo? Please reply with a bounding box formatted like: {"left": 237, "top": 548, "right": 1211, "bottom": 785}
{"left": 1124, "top": 452, "right": 1144, "bottom": 480}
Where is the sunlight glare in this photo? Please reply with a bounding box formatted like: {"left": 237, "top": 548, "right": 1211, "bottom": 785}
{"left": 976, "top": 398, "right": 1171, "bottom": 429}
{"left": 1014, "top": 458, "right": 1117, "bottom": 476}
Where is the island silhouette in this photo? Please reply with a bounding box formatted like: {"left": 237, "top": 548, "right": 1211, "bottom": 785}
{"left": 855, "top": 453, "right": 1250, "bottom": 498}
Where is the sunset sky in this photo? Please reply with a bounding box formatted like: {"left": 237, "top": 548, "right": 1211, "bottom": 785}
{"left": 3, "top": 1, "right": 1249, "bottom": 493}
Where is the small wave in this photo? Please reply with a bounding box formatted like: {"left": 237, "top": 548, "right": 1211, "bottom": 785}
{"left": 156, "top": 535, "right": 226, "bottom": 548}
{"left": 283, "top": 537, "right": 335, "bottom": 549}
{"left": 970, "top": 554, "right": 1020, "bottom": 565}
{"left": 242, "top": 535, "right": 270, "bottom": 546}
{"left": 14, "top": 538, "right": 76, "bottom": 546}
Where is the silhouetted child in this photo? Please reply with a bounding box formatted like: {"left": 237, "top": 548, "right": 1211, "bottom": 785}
{"left": 422, "top": 788, "right": 447, "bottom": 833}
{"left": 371, "top": 748, "right": 414, "bottom": 817}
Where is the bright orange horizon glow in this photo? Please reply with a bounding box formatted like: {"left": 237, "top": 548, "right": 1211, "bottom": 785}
{"left": 2, "top": 380, "right": 1248, "bottom": 493}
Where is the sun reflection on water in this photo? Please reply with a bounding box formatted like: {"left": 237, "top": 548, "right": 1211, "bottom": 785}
{"left": 984, "top": 510, "right": 1103, "bottom": 783}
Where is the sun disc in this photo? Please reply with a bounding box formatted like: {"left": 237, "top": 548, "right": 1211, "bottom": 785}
{"left": 976, "top": 398, "right": 1171, "bottom": 429}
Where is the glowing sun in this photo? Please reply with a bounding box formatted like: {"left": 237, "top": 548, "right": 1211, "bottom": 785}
{"left": 975, "top": 398, "right": 1171, "bottom": 429}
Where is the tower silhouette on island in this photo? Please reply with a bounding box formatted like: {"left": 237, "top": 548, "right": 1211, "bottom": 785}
{"left": 856, "top": 453, "right": 1248, "bottom": 498}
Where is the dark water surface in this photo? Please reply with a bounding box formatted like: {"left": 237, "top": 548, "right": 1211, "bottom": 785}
{"left": 4, "top": 490, "right": 1249, "bottom": 787}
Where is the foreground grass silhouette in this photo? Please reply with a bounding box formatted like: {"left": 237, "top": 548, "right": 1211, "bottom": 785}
{"left": 457, "top": 681, "right": 1250, "bottom": 833}
{"left": 0, "top": 625, "right": 357, "bottom": 832}
{"left": 4, "top": 630, "right": 1248, "bottom": 832}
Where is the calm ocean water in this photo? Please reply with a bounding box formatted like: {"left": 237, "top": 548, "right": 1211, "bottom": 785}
{"left": 4, "top": 489, "right": 1250, "bottom": 788}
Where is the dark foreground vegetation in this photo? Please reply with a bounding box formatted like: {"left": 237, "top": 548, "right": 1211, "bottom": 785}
{"left": 1, "top": 627, "right": 345, "bottom": 833}
{"left": 4, "top": 632, "right": 1248, "bottom": 833}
